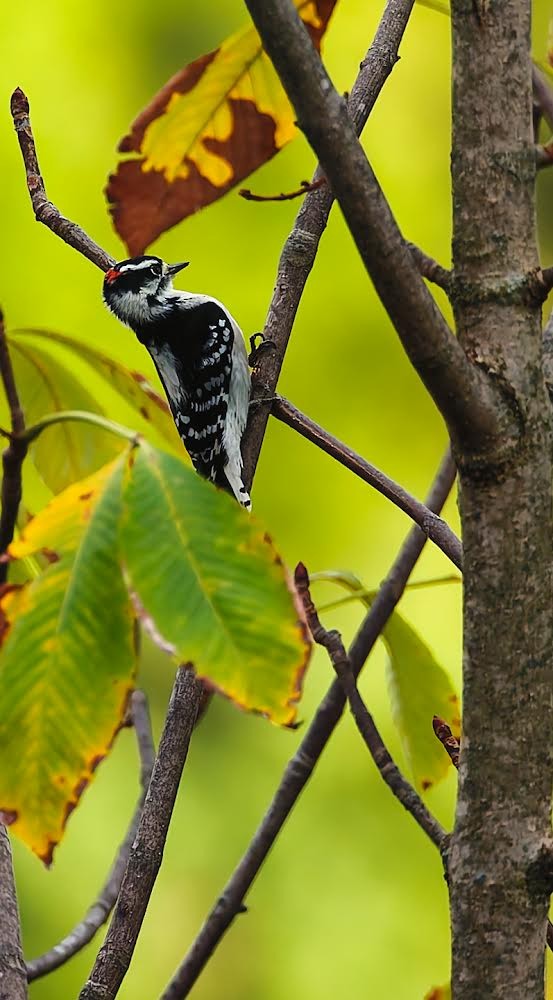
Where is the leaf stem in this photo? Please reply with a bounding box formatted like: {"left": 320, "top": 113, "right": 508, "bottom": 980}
{"left": 22, "top": 410, "right": 139, "bottom": 446}
{"left": 316, "top": 575, "right": 461, "bottom": 612}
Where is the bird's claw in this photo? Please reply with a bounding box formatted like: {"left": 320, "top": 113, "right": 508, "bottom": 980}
{"left": 248, "top": 333, "right": 276, "bottom": 367}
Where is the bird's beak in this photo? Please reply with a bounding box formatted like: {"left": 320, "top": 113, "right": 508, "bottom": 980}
{"left": 167, "top": 261, "right": 190, "bottom": 276}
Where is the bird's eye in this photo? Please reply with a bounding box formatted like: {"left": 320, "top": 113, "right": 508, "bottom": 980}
{"left": 150, "top": 263, "right": 161, "bottom": 275}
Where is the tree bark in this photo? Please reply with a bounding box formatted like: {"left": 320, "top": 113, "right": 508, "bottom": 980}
{"left": 0, "top": 825, "right": 27, "bottom": 1000}
{"left": 449, "top": 1, "right": 553, "bottom": 997}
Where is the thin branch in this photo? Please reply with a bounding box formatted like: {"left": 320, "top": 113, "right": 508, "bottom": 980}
{"left": 26, "top": 691, "right": 155, "bottom": 982}
{"left": 239, "top": 178, "right": 326, "bottom": 202}
{"left": 272, "top": 395, "right": 462, "bottom": 570}
{"left": 160, "top": 449, "right": 457, "bottom": 999}
{"left": 10, "top": 89, "right": 114, "bottom": 272}
{"left": 243, "top": 0, "right": 504, "bottom": 457}
{"left": 79, "top": 667, "right": 202, "bottom": 1000}
{"left": 0, "top": 311, "right": 27, "bottom": 583}
{"left": 432, "top": 716, "right": 460, "bottom": 770}
{"left": 242, "top": 0, "right": 419, "bottom": 489}
{"left": 405, "top": 242, "right": 451, "bottom": 292}
{"left": 0, "top": 824, "right": 27, "bottom": 999}
{"left": 295, "top": 562, "right": 445, "bottom": 847}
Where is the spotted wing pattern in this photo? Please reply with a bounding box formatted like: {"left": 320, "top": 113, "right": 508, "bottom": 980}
{"left": 176, "top": 313, "right": 234, "bottom": 483}
{"left": 147, "top": 299, "right": 235, "bottom": 488}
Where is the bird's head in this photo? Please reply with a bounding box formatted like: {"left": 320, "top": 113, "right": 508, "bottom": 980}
{"left": 102, "top": 255, "right": 189, "bottom": 328}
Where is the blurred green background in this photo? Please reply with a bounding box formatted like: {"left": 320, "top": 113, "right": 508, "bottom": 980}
{"left": 2, "top": 1, "right": 553, "bottom": 997}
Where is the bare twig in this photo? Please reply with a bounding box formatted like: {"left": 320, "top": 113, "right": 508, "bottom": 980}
{"left": 243, "top": 0, "right": 504, "bottom": 456}
{"left": 160, "top": 449, "right": 457, "bottom": 999}
{"left": 0, "top": 824, "right": 27, "bottom": 999}
{"left": 273, "top": 395, "right": 462, "bottom": 570}
{"left": 432, "top": 716, "right": 460, "bottom": 770}
{"left": 295, "top": 562, "right": 445, "bottom": 847}
{"left": 242, "top": 0, "right": 419, "bottom": 489}
{"left": 79, "top": 667, "right": 202, "bottom": 1000}
{"left": 0, "top": 311, "right": 27, "bottom": 582}
{"left": 405, "top": 242, "right": 451, "bottom": 292}
{"left": 26, "top": 691, "right": 155, "bottom": 982}
{"left": 239, "top": 178, "right": 326, "bottom": 202}
{"left": 10, "top": 89, "right": 114, "bottom": 272}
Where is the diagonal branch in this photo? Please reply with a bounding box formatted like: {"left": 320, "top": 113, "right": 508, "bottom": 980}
{"left": 273, "top": 395, "right": 462, "bottom": 569}
{"left": 26, "top": 690, "right": 155, "bottom": 982}
{"left": 242, "top": 0, "right": 419, "bottom": 488}
{"left": 0, "top": 824, "right": 27, "bottom": 999}
{"left": 10, "top": 89, "right": 113, "bottom": 272}
{"left": 295, "top": 562, "right": 446, "bottom": 848}
{"left": 0, "top": 311, "right": 27, "bottom": 582}
{"left": 159, "top": 449, "right": 457, "bottom": 999}
{"left": 243, "top": 0, "right": 507, "bottom": 454}
{"left": 79, "top": 667, "right": 202, "bottom": 1000}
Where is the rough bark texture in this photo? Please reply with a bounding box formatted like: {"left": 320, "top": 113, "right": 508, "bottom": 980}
{"left": 0, "top": 825, "right": 27, "bottom": 1000}
{"left": 79, "top": 668, "right": 202, "bottom": 1000}
{"left": 449, "top": 1, "right": 553, "bottom": 997}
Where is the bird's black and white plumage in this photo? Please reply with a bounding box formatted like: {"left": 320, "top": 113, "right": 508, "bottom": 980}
{"left": 102, "top": 255, "right": 251, "bottom": 509}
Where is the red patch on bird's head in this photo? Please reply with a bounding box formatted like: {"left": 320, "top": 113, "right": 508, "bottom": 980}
{"left": 104, "top": 268, "right": 121, "bottom": 284}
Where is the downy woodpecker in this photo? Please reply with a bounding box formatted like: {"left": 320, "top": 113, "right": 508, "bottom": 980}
{"left": 103, "top": 255, "right": 251, "bottom": 509}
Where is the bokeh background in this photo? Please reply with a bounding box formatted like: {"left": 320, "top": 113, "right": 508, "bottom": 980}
{"left": 2, "top": 1, "right": 553, "bottom": 997}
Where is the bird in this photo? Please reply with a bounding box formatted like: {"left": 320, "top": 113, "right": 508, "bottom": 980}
{"left": 102, "top": 255, "right": 251, "bottom": 509}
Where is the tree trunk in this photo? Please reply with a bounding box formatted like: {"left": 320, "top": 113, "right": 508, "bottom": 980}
{"left": 449, "top": 1, "right": 553, "bottom": 996}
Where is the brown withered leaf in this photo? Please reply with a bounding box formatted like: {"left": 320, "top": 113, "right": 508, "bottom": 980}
{"left": 107, "top": 0, "right": 337, "bottom": 255}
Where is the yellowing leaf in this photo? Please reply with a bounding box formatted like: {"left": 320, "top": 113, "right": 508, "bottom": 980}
{"left": 384, "top": 614, "right": 461, "bottom": 793}
{"left": 9, "top": 461, "right": 119, "bottom": 563}
{"left": 424, "top": 987, "right": 451, "bottom": 1000}
{"left": 9, "top": 338, "right": 122, "bottom": 493}
{"left": 107, "top": 0, "right": 337, "bottom": 254}
{"left": 121, "top": 443, "right": 310, "bottom": 725}
{"left": 11, "top": 328, "right": 183, "bottom": 458}
{"left": 0, "top": 458, "right": 136, "bottom": 862}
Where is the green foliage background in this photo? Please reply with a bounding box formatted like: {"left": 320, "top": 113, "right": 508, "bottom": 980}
{"left": 1, "top": 1, "right": 552, "bottom": 996}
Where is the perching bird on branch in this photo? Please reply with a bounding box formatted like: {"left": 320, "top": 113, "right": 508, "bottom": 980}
{"left": 103, "top": 255, "right": 251, "bottom": 509}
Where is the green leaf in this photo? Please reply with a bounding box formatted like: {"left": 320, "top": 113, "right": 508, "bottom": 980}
{"left": 8, "top": 338, "right": 122, "bottom": 493}
{"left": 311, "top": 569, "right": 460, "bottom": 790}
{"left": 0, "top": 458, "right": 136, "bottom": 862}
{"left": 12, "top": 329, "right": 183, "bottom": 457}
{"left": 383, "top": 613, "right": 460, "bottom": 792}
{"left": 121, "top": 443, "right": 310, "bottom": 726}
